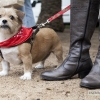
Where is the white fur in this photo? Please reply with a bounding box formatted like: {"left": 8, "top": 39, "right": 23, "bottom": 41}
{"left": 0, "top": 31, "right": 15, "bottom": 42}
{"left": 20, "top": 72, "right": 32, "bottom": 80}
{"left": 1, "top": 47, "right": 22, "bottom": 65}
{"left": 35, "top": 61, "right": 44, "bottom": 68}
{"left": 0, "top": 60, "right": 10, "bottom": 76}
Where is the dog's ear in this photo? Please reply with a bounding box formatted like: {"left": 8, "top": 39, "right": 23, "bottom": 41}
{"left": 15, "top": 9, "right": 25, "bottom": 19}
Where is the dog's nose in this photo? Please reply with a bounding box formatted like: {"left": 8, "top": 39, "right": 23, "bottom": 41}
{"left": 2, "top": 20, "right": 7, "bottom": 24}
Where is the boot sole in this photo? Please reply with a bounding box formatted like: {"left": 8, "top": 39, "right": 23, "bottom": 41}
{"left": 41, "top": 75, "right": 71, "bottom": 81}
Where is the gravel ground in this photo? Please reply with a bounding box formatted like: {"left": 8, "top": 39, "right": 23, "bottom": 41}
{"left": 0, "top": 28, "right": 100, "bottom": 100}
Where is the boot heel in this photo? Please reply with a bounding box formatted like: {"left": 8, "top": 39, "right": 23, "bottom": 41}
{"left": 78, "top": 70, "right": 90, "bottom": 79}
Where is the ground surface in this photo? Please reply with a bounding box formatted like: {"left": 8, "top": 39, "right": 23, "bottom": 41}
{"left": 0, "top": 28, "right": 100, "bottom": 100}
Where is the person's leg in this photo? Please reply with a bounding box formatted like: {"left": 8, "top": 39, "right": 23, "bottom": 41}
{"left": 40, "top": 0, "right": 99, "bottom": 81}
{"left": 18, "top": 0, "right": 35, "bottom": 28}
{"left": 80, "top": 31, "right": 100, "bottom": 89}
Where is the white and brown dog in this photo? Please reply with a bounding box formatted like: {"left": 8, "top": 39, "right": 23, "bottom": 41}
{"left": 0, "top": 7, "right": 63, "bottom": 80}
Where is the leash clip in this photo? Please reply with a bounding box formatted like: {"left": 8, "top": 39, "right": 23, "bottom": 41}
{"left": 38, "top": 19, "right": 50, "bottom": 28}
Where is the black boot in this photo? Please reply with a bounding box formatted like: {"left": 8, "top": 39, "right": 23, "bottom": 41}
{"left": 41, "top": 0, "right": 99, "bottom": 81}
{"left": 80, "top": 38, "right": 100, "bottom": 89}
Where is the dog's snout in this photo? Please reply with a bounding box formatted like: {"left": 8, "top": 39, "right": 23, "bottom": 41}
{"left": 2, "top": 20, "right": 7, "bottom": 24}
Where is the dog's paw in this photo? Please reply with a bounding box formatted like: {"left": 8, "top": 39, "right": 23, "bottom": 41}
{"left": 0, "top": 71, "right": 8, "bottom": 76}
{"left": 35, "top": 63, "right": 44, "bottom": 69}
{"left": 20, "top": 72, "right": 31, "bottom": 80}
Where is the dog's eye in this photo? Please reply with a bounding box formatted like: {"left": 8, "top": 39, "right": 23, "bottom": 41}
{"left": 0, "top": 15, "right": 2, "bottom": 18}
{"left": 10, "top": 15, "right": 14, "bottom": 20}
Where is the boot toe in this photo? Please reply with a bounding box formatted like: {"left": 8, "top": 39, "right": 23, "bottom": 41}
{"left": 40, "top": 68, "right": 69, "bottom": 81}
{"left": 80, "top": 75, "right": 100, "bottom": 89}
{"left": 80, "top": 76, "right": 92, "bottom": 87}
{"left": 41, "top": 71, "right": 59, "bottom": 81}
{"left": 40, "top": 64, "right": 71, "bottom": 81}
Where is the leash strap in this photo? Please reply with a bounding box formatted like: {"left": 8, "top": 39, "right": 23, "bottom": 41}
{"left": 32, "top": 5, "right": 70, "bottom": 40}
{"left": 36, "top": 5, "right": 70, "bottom": 28}
{"left": 32, "top": 5, "right": 70, "bottom": 39}
{"left": 48, "top": 5, "right": 70, "bottom": 23}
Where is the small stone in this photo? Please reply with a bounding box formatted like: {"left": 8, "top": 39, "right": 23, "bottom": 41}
{"left": 61, "top": 81, "right": 65, "bottom": 84}
{"left": 46, "top": 88, "right": 51, "bottom": 90}
{"left": 36, "top": 99, "right": 40, "bottom": 100}
{"left": 65, "top": 91, "right": 70, "bottom": 96}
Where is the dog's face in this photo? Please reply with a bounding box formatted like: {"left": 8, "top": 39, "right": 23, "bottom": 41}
{"left": 0, "top": 7, "right": 24, "bottom": 33}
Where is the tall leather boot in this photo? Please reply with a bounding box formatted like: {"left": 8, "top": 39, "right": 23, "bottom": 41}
{"left": 41, "top": 0, "right": 99, "bottom": 81}
{"left": 80, "top": 35, "right": 100, "bottom": 89}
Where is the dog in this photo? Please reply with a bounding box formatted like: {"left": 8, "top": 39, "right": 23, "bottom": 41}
{"left": 0, "top": 7, "right": 63, "bottom": 80}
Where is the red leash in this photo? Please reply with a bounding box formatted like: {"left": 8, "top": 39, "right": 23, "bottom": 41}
{"left": 37, "top": 5, "right": 70, "bottom": 28}
{"left": 48, "top": 5, "right": 70, "bottom": 23}
{"left": 33, "top": 5, "right": 70, "bottom": 39}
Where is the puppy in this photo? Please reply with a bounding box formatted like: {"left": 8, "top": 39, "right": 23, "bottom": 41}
{"left": 0, "top": 7, "right": 63, "bottom": 80}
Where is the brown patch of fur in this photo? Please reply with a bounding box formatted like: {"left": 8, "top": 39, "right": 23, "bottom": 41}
{"left": 18, "top": 28, "right": 63, "bottom": 73}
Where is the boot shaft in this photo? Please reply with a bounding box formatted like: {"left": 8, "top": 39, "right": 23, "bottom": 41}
{"left": 40, "top": 0, "right": 100, "bottom": 81}
{"left": 70, "top": 0, "right": 99, "bottom": 60}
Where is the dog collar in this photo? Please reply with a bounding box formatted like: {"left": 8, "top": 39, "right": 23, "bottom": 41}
{"left": 0, "top": 27, "right": 33, "bottom": 47}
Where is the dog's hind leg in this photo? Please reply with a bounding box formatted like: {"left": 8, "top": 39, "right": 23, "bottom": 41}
{"left": 35, "top": 53, "right": 50, "bottom": 69}
{"left": 35, "top": 61, "right": 45, "bottom": 69}
{"left": 0, "top": 60, "right": 10, "bottom": 76}
{"left": 53, "top": 47, "right": 63, "bottom": 68}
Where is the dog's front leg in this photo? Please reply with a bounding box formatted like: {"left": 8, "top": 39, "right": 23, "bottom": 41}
{"left": 0, "top": 59, "right": 10, "bottom": 76}
{"left": 19, "top": 43, "right": 32, "bottom": 80}
{"left": 20, "top": 54, "right": 32, "bottom": 80}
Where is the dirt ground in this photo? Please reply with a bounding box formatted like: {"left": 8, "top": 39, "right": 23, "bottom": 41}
{"left": 0, "top": 27, "right": 100, "bottom": 100}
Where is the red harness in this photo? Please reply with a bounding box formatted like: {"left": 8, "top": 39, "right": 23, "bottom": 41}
{"left": 0, "top": 27, "right": 33, "bottom": 48}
